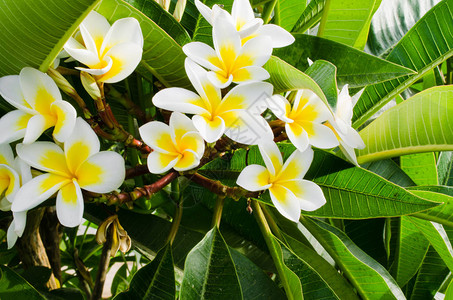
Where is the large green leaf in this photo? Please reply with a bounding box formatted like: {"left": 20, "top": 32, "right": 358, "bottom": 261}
{"left": 304, "top": 60, "right": 338, "bottom": 108}
{"left": 366, "top": 0, "right": 441, "bottom": 56}
{"left": 389, "top": 216, "right": 430, "bottom": 287}
{"left": 408, "top": 216, "right": 453, "bottom": 272}
{"left": 361, "top": 159, "right": 416, "bottom": 187}
{"left": 401, "top": 153, "right": 438, "bottom": 185}
{"left": 438, "top": 151, "right": 453, "bottom": 186}
{"left": 0, "top": 265, "right": 46, "bottom": 300}
{"left": 97, "top": 0, "right": 191, "bottom": 88}
{"left": 0, "top": 0, "right": 100, "bottom": 76}
{"left": 180, "top": 227, "right": 242, "bottom": 299}
{"left": 317, "top": 0, "right": 381, "bottom": 49}
{"left": 357, "top": 86, "right": 453, "bottom": 164}
{"left": 409, "top": 247, "right": 449, "bottom": 300}
{"left": 124, "top": 0, "right": 191, "bottom": 45}
{"left": 301, "top": 217, "right": 405, "bottom": 299}
{"left": 291, "top": 0, "right": 325, "bottom": 33}
{"left": 352, "top": 0, "right": 453, "bottom": 128}
{"left": 409, "top": 187, "right": 453, "bottom": 227}
{"left": 282, "top": 233, "right": 359, "bottom": 299}
{"left": 273, "top": 0, "right": 306, "bottom": 31}
{"left": 115, "top": 244, "right": 175, "bottom": 300}
{"left": 273, "top": 34, "right": 415, "bottom": 87}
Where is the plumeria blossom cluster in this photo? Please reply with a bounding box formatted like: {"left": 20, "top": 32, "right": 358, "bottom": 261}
{"left": 140, "top": 0, "right": 365, "bottom": 223}
{"left": 0, "top": 11, "right": 142, "bottom": 248}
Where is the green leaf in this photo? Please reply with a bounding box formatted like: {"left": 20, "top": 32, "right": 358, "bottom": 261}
{"left": 229, "top": 248, "right": 286, "bottom": 299}
{"left": 292, "top": 0, "right": 325, "bottom": 33}
{"left": 273, "top": 0, "right": 306, "bottom": 31}
{"left": 97, "top": 0, "right": 191, "bottom": 88}
{"left": 408, "top": 216, "right": 453, "bottom": 272}
{"left": 317, "top": 0, "right": 381, "bottom": 49}
{"left": 438, "top": 151, "right": 453, "bottom": 186}
{"left": 300, "top": 217, "right": 405, "bottom": 299}
{"left": 352, "top": 0, "right": 453, "bottom": 128}
{"left": 408, "top": 188, "right": 453, "bottom": 227}
{"left": 357, "top": 86, "right": 453, "bottom": 164}
{"left": 409, "top": 247, "right": 449, "bottom": 300}
{"left": 123, "top": 0, "right": 191, "bottom": 46}
{"left": 0, "top": 0, "right": 100, "bottom": 76}
{"left": 389, "top": 216, "right": 429, "bottom": 287}
{"left": 0, "top": 265, "right": 46, "bottom": 300}
{"left": 282, "top": 233, "right": 359, "bottom": 299}
{"left": 273, "top": 34, "right": 415, "bottom": 87}
{"left": 304, "top": 60, "right": 338, "bottom": 108}
{"left": 401, "top": 153, "right": 438, "bottom": 186}
{"left": 361, "top": 159, "right": 416, "bottom": 187}
{"left": 366, "top": 0, "right": 441, "bottom": 56}
{"left": 115, "top": 244, "right": 175, "bottom": 300}
{"left": 180, "top": 227, "right": 243, "bottom": 300}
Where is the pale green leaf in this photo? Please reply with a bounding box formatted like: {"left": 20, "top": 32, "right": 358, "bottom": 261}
{"left": 353, "top": 0, "right": 453, "bottom": 128}
{"left": 292, "top": 0, "right": 325, "bottom": 33}
{"left": 0, "top": 0, "right": 101, "bottom": 76}
{"left": 438, "top": 151, "right": 453, "bottom": 186}
{"left": 273, "top": 0, "right": 306, "bottom": 31}
{"left": 409, "top": 187, "right": 453, "bottom": 228}
{"left": 401, "top": 153, "right": 438, "bottom": 186}
{"left": 357, "top": 86, "right": 453, "bottom": 164}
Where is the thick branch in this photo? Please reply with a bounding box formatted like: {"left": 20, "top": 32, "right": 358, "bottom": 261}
{"left": 187, "top": 173, "right": 257, "bottom": 200}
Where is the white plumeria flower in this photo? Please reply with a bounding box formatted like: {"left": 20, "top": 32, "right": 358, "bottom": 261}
{"left": 270, "top": 89, "right": 339, "bottom": 152}
{"left": 195, "top": 0, "right": 294, "bottom": 48}
{"left": 329, "top": 85, "right": 365, "bottom": 165}
{"left": 0, "top": 67, "right": 77, "bottom": 145}
{"left": 237, "top": 141, "right": 326, "bottom": 222}
{"left": 64, "top": 11, "right": 143, "bottom": 83}
{"left": 139, "top": 112, "right": 205, "bottom": 174}
{"left": 12, "top": 117, "right": 126, "bottom": 227}
{"left": 153, "top": 59, "right": 274, "bottom": 144}
{"left": 183, "top": 9, "right": 272, "bottom": 88}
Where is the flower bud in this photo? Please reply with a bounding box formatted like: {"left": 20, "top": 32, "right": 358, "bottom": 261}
{"left": 47, "top": 68, "right": 77, "bottom": 96}
{"left": 80, "top": 71, "right": 101, "bottom": 100}
{"left": 173, "top": 0, "right": 187, "bottom": 22}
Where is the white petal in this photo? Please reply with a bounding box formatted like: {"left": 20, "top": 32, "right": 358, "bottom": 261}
{"left": 223, "top": 110, "right": 273, "bottom": 145}
{"left": 76, "top": 151, "right": 125, "bottom": 193}
{"left": 339, "top": 143, "right": 359, "bottom": 166}
{"left": 232, "top": 0, "right": 255, "bottom": 26}
{"left": 277, "top": 147, "right": 313, "bottom": 182}
{"left": 64, "top": 37, "right": 101, "bottom": 66}
{"left": 213, "top": 10, "right": 241, "bottom": 64}
{"left": 65, "top": 117, "right": 100, "bottom": 174}
{"left": 269, "top": 95, "right": 293, "bottom": 123}
{"left": 169, "top": 112, "right": 198, "bottom": 143}
{"left": 13, "top": 157, "right": 32, "bottom": 184}
{"left": 236, "top": 165, "right": 271, "bottom": 191}
{"left": 51, "top": 100, "right": 77, "bottom": 143}
{"left": 0, "top": 111, "right": 32, "bottom": 144}
{"left": 308, "top": 123, "right": 339, "bottom": 149}
{"left": 287, "top": 180, "right": 326, "bottom": 211}
{"left": 100, "top": 17, "right": 143, "bottom": 55}
{"left": 257, "top": 24, "right": 295, "bottom": 48}
{"left": 0, "top": 165, "right": 20, "bottom": 203}
{"left": 12, "top": 211, "right": 27, "bottom": 237}
{"left": 192, "top": 114, "right": 225, "bottom": 143}
{"left": 269, "top": 184, "right": 301, "bottom": 222}
{"left": 194, "top": 0, "right": 214, "bottom": 25}
{"left": 11, "top": 173, "right": 70, "bottom": 212}
{"left": 339, "top": 126, "right": 365, "bottom": 149}
{"left": 7, "top": 224, "right": 18, "bottom": 249}
{"left": 207, "top": 71, "right": 233, "bottom": 89}
{"left": 238, "top": 19, "right": 263, "bottom": 39}
{"left": 258, "top": 141, "right": 283, "bottom": 177}
{"left": 231, "top": 66, "right": 270, "bottom": 84}
{"left": 80, "top": 11, "right": 111, "bottom": 49}
{"left": 22, "top": 114, "right": 53, "bottom": 144}
{"left": 185, "top": 58, "right": 221, "bottom": 110}
{"left": 173, "top": 149, "right": 202, "bottom": 171}
{"left": 76, "top": 56, "right": 113, "bottom": 75}
{"left": 56, "top": 180, "right": 84, "bottom": 227}
{"left": 182, "top": 42, "right": 222, "bottom": 71}
{"left": 152, "top": 87, "right": 208, "bottom": 115}
{"left": 20, "top": 67, "right": 61, "bottom": 110}
{"left": 147, "top": 151, "right": 180, "bottom": 174}
{"left": 0, "top": 144, "right": 15, "bottom": 166}
{"left": 0, "top": 75, "right": 34, "bottom": 113}
{"left": 239, "top": 35, "right": 273, "bottom": 67}
{"left": 220, "top": 81, "right": 273, "bottom": 114}
{"left": 286, "top": 122, "right": 310, "bottom": 152}
{"left": 139, "top": 121, "right": 177, "bottom": 154}
{"left": 17, "top": 142, "right": 70, "bottom": 177}
{"left": 178, "top": 132, "right": 205, "bottom": 157}
{"left": 97, "top": 42, "right": 143, "bottom": 83}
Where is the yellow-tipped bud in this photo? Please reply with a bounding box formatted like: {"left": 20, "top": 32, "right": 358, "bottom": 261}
{"left": 80, "top": 71, "right": 101, "bottom": 100}
{"left": 47, "top": 68, "right": 77, "bottom": 96}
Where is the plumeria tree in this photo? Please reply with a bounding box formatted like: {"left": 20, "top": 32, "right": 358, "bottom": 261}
{"left": 0, "top": 0, "right": 453, "bottom": 299}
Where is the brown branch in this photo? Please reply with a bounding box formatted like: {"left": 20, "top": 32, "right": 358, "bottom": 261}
{"left": 91, "top": 225, "right": 113, "bottom": 300}
{"left": 126, "top": 164, "right": 150, "bottom": 179}
{"left": 187, "top": 173, "right": 257, "bottom": 200}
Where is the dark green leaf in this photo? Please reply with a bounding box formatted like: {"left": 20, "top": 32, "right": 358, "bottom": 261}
{"left": 361, "top": 159, "right": 416, "bottom": 187}
{"left": 180, "top": 227, "right": 243, "bottom": 300}
{"left": 0, "top": 265, "right": 46, "bottom": 300}
{"left": 304, "top": 60, "right": 338, "bottom": 108}
{"left": 273, "top": 34, "right": 415, "bottom": 87}
{"left": 408, "top": 188, "right": 453, "bottom": 228}
{"left": 353, "top": 0, "right": 453, "bottom": 128}
{"left": 292, "top": 0, "right": 325, "bottom": 33}
{"left": 115, "top": 244, "right": 175, "bottom": 300}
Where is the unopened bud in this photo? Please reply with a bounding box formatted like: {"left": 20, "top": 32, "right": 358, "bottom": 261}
{"left": 47, "top": 68, "right": 77, "bottom": 96}
{"left": 173, "top": 0, "right": 187, "bottom": 22}
{"left": 80, "top": 71, "right": 101, "bottom": 100}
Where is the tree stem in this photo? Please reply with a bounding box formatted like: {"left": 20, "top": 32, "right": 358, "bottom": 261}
{"left": 91, "top": 225, "right": 113, "bottom": 300}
